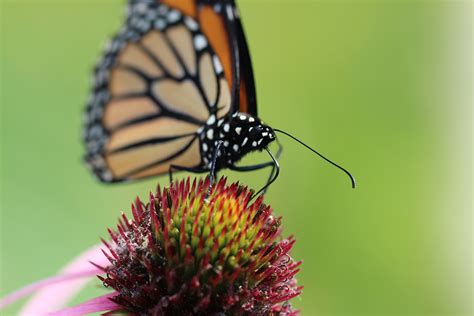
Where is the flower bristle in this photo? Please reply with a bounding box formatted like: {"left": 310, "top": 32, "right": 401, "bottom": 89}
{"left": 99, "top": 177, "right": 302, "bottom": 315}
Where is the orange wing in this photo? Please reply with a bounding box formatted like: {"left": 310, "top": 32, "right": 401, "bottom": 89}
{"left": 162, "top": 0, "right": 256, "bottom": 115}
{"left": 160, "top": 0, "right": 198, "bottom": 18}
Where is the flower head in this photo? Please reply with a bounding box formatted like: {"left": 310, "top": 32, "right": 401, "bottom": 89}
{"left": 0, "top": 177, "right": 302, "bottom": 315}
{"left": 100, "top": 177, "right": 302, "bottom": 315}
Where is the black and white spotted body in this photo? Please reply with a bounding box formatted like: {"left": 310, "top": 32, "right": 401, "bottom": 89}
{"left": 199, "top": 112, "right": 275, "bottom": 170}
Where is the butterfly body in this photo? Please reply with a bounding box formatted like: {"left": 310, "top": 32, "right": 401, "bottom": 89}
{"left": 199, "top": 112, "right": 275, "bottom": 170}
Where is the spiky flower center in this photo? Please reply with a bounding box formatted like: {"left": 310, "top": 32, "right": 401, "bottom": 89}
{"left": 100, "top": 178, "right": 301, "bottom": 315}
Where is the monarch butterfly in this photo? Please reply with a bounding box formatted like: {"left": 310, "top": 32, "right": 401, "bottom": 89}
{"left": 83, "top": 0, "right": 355, "bottom": 194}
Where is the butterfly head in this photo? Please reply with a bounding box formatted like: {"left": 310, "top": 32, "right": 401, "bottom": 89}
{"left": 226, "top": 112, "right": 275, "bottom": 152}
{"left": 246, "top": 120, "right": 275, "bottom": 150}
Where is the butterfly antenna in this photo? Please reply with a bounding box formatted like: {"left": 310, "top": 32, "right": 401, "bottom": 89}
{"left": 273, "top": 128, "right": 356, "bottom": 188}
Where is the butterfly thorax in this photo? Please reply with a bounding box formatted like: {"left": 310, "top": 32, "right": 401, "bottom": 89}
{"left": 199, "top": 112, "right": 275, "bottom": 169}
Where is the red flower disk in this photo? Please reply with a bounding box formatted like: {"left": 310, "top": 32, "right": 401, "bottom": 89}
{"left": 99, "top": 177, "right": 302, "bottom": 315}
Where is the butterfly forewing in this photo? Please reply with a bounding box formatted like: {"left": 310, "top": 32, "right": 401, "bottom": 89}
{"left": 162, "top": 0, "right": 257, "bottom": 115}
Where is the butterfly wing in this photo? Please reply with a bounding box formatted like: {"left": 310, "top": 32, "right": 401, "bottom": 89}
{"left": 162, "top": 0, "right": 257, "bottom": 115}
{"left": 235, "top": 14, "right": 258, "bottom": 116}
{"left": 84, "top": 1, "right": 231, "bottom": 182}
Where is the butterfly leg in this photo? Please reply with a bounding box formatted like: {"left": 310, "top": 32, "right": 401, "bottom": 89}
{"left": 169, "top": 165, "right": 208, "bottom": 184}
{"left": 228, "top": 161, "right": 274, "bottom": 172}
{"left": 264, "top": 138, "right": 283, "bottom": 194}
{"left": 205, "top": 140, "right": 224, "bottom": 198}
{"left": 228, "top": 147, "right": 280, "bottom": 198}
{"left": 256, "top": 147, "right": 280, "bottom": 197}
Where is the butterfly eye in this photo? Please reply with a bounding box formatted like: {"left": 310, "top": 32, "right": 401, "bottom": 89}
{"left": 248, "top": 125, "right": 262, "bottom": 137}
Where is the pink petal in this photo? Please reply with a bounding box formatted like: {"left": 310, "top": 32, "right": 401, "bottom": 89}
{"left": 46, "top": 292, "right": 120, "bottom": 316}
{"left": 0, "top": 244, "right": 110, "bottom": 315}
{"left": 0, "top": 270, "right": 102, "bottom": 310}
{"left": 19, "top": 244, "right": 110, "bottom": 315}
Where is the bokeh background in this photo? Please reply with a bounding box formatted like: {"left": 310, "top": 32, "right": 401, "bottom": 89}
{"left": 1, "top": 0, "right": 471, "bottom": 315}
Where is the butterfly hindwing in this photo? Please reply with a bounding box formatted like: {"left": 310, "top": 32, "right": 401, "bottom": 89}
{"left": 84, "top": 1, "right": 232, "bottom": 182}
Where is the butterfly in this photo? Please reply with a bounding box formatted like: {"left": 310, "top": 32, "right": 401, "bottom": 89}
{"left": 83, "top": 0, "right": 355, "bottom": 193}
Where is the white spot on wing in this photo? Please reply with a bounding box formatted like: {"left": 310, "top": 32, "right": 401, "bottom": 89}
{"left": 184, "top": 17, "right": 198, "bottom": 31}
{"left": 154, "top": 19, "right": 166, "bottom": 30}
{"left": 242, "top": 137, "right": 248, "bottom": 146}
{"left": 233, "top": 144, "right": 239, "bottom": 151}
{"left": 167, "top": 10, "right": 181, "bottom": 23}
{"left": 158, "top": 5, "right": 168, "bottom": 15}
{"left": 223, "top": 123, "right": 230, "bottom": 132}
{"left": 226, "top": 5, "right": 234, "bottom": 20}
{"left": 213, "top": 55, "right": 223, "bottom": 73}
{"left": 146, "top": 10, "right": 157, "bottom": 21}
{"left": 134, "top": 2, "right": 148, "bottom": 14}
{"left": 207, "top": 115, "right": 216, "bottom": 125}
{"left": 207, "top": 129, "right": 214, "bottom": 139}
{"left": 235, "top": 127, "right": 242, "bottom": 135}
{"left": 102, "top": 171, "right": 113, "bottom": 182}
{"left": 194, "top": 35, "right": 207, "bottom": 51}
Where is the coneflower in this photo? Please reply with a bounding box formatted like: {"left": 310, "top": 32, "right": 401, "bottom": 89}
{"left": 0, "top": 177, "right": 302, "bottom": 315}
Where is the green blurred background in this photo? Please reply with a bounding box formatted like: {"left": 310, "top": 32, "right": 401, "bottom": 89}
{"left": 1, "top": 0, "right": 471, "bottom": 315}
